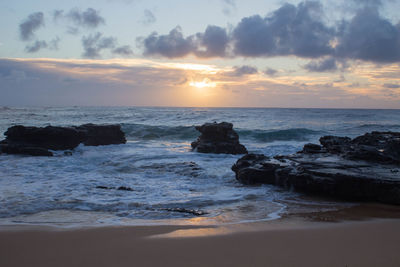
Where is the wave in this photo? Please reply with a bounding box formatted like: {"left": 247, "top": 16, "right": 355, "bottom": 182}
{"left": 121, "top": 123, "right": 198, "bottom": 141}
{"left": 121, "top": 123, "right": 320, "bottom": 142}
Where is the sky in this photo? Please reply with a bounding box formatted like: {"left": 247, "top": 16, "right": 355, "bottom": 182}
{"left": 1, "top": 0, "right": 400, "bottom": 108}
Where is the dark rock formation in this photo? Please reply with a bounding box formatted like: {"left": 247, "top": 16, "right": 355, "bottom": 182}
{"left": 191, "top": 122, "right": 247, "bottom": 154}
{"left": 77, "top": 124, "right": 126, "bottom": 146}
{"left": 0, "top": 124, "right": 126, "bottom": 156}
{"left": 232, "top": 131, "right": 400, "bottom": 205}
{"left": 3, "top": 125, "right": 84, "bottom": 151}
{"left": 0, "top": 144, "right": 54, "bottom": 157}
{"left": 165, "top": 207, "right": 207, "bottom": 216}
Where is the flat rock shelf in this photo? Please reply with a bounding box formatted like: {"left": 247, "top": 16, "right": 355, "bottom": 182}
{"left": 232, "top": 131, "right": 400, "bottom": 205}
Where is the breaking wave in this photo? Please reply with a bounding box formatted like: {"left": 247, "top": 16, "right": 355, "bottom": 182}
{"left": 122, "top": 123, "right": 321, "bottom": 142}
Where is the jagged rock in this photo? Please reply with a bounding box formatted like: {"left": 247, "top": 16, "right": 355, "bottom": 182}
{"left": 232, "top": 132, "right": 400, "bottom": 205}
{"left": 319, "top": 136, "right": 351, "bottom": 153}
{"left": 191, "top": 122, "right": 247, "bottom": 154}
{"left": 0, "top": 124, "right": 126, "bottom": 156}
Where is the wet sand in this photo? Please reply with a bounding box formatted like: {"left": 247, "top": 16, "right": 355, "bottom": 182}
{"left": 1, "top": 216, "right": 400, "bottom": 267}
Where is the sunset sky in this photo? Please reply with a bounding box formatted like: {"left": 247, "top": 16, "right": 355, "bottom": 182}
{"left": 1, "top": 0, "right": 400, "bottom": 108}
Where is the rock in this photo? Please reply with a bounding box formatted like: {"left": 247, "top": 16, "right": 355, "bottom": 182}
{"left": 302, "top": 143, "right": 322, "bottom": 154}
{"left": 165, "top": 208, "right": 207, "bottom": 216}
{"left": 319, "top": 136, "right": 351, "bottom": 153}
{"left": 4, "top": 125, "right": 84, "bottom": 150}
{"left": 0, "top": 144, "right": 53, "bottom": 156}
{"left": 191, "top": 122, "right": 247, "bottom": 154}
{"left": 77, "top": 124, "right": 126, "bottom": 146}
{"left": 232, "top": 132, "right": 400, "bottom": 205}
{"left": 117, "top": 186, "right": 134, "bottom": 191}
{"left": 1, "top": 124, "right": 126, "bottom": 156}
{"left": 96, "top": 185, "right": 134, "bottom": 191}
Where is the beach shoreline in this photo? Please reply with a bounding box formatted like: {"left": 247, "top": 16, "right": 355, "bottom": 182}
{"left": 2, "top": 206, "right": 400, "bottom": 267}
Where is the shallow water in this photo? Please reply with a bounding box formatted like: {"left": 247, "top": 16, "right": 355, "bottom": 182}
{"left": 0, "top": 107, "right": 399, "bottom": 226}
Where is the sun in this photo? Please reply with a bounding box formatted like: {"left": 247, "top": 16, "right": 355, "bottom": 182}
{"left": 189, "top": 78, "right": 217, "bottom": 89}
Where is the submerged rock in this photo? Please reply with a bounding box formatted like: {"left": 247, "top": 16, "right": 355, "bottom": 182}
{"left": 96, "top": 185, "right": 134, "bottom": 191}
{"left": 165, "top": 207, "right": 207, "bottom": 216}
{"left": 232, "top": 132, "right": 400, "bottom": 205}
{"left": 0, "top": 124, "right": 126, "bottom": 156}
{"left": 191, "top": 122, "right": 247, "bottom": 154}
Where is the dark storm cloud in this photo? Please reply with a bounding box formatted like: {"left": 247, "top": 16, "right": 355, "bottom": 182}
{"left": 335, "top": 7, "right": 400, "bottom": 63}
{"left": 140, "top": 9, "right": 156, "bottom": 25}
{"left": 82, "top": 32, "right": 116, "bottom": 58}
{"left": 142, "top": 26, "right": 195, "bottom": 58}
{"left": 113, "top": 45, "right": 134, "bottom": 56}
{"left": 19, "top": 12, "right": 45, "bottom": 41}
{"left": 227, "top": 65, "right": 258, "bottom": 77}
{"left": 304, "top": 57, "right": 338, "bottom": 72}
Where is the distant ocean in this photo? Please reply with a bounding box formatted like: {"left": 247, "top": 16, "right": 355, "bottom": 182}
{"left": 1, "top": 107, "right": 400, "bottom": 226}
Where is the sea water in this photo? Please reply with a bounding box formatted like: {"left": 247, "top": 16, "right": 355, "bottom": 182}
{"left": 0, "top": 107, "right": 399, "bottom": 226}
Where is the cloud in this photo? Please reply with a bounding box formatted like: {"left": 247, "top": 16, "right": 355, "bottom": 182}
{"left": 82, "top": 32, "right": 116, "bottom": 58}
{"left": 1, "top": 58, "right": 400, "bottom": 108}
{"left": 335, "top": 7, "right": 400, "bottom": 63}
{"left": 383, "top": 83, "right": 400, "bottom": 88}
{"left": 25, "top": 40, "right": 48, "bottom": 53}
{"left": 193, "top": 25, "right": 229, "bottom": 57}
{"left": 19, "top": 12, "right": 45, "bottom": 41}
{"left": 137, "top": 1, "right": 400, "bottom": 64}
{"left": 233, "top": 2, "right": 334, "bottom": 58}
{"left": 67, "top": 8, "right": 105, "bottom": 28}
{"left": 113, "top": 45, "right": 134, "bottom": 56}
{"left": 142, "top": 26, "right": 194, "bottom": 58}
{"left": 141, "top": 25, "right": 228, "bottom": 58}
{"left": 222, "top": 0, "right": 236, "bottom": 16}
{"left": 264, "top": 68, "right": 278, "bottom": 76}
{"left": 139, "top": 2, "right": 334, "bottom": 59}
{"left": 49, "top": 36, "right": 61, "bottom": 50}
{"left": 23, "top": 36, "right": 60, "bottom": 54}
{"left": 227, "top": 65, "right": 258, "bottom": 77}
{"left": 140, "top": 9, "right": 156, "bottom": 25}
{"left": 304, "top": 57, "right": 338, "bottom": 72}
{"left": 53, "top": 8, "right": 105, "bottom": 32}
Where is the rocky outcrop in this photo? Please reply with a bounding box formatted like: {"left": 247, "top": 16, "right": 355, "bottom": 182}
{"left": 0, "top": 124, "right": 126, "bottom": 156}
{"left": 232, "top": 132, "right": 400, "bottom": 205}
{"left": 191, "top": 122, "right": 247, "bottom": 154}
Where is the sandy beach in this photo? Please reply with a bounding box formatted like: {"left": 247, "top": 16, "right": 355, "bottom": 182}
{"left": 1, "top": 216, "right": 400, "bottom": 267}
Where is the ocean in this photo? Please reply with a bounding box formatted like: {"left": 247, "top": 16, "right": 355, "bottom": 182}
{"left": 1, "top": 107, "right": 400, "bottom": 227}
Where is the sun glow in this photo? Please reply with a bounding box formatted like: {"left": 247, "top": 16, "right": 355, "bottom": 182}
{"left": 189, "top": 78, "right": 217, "bottom": 89}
